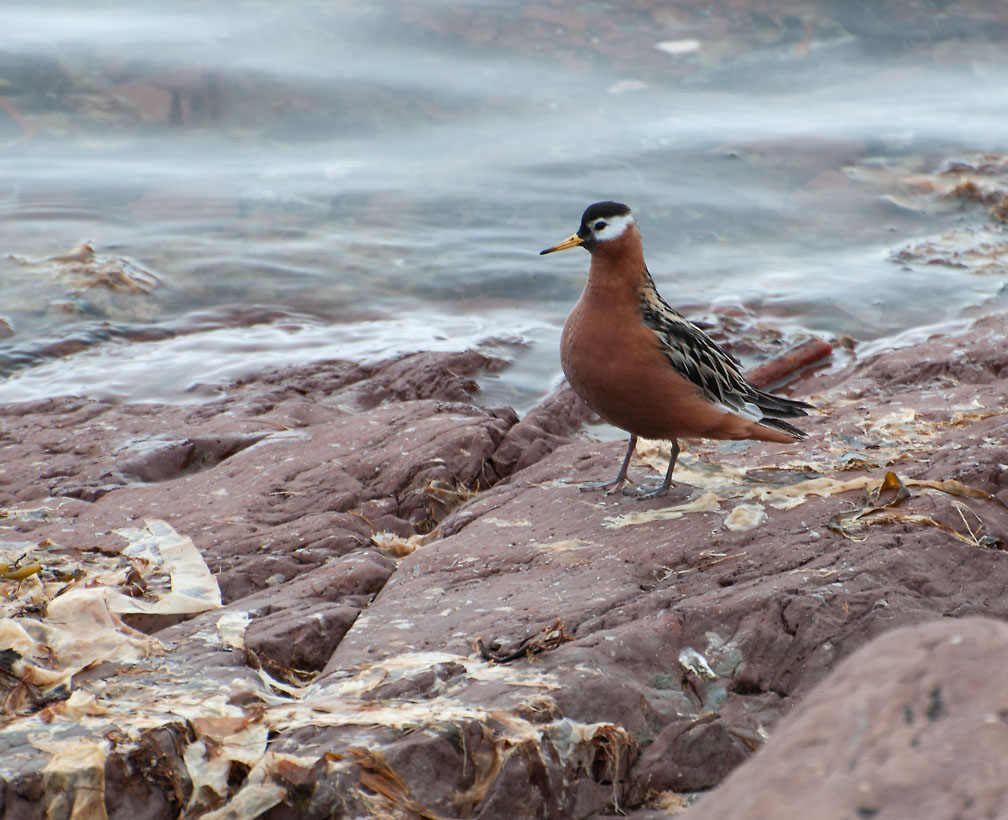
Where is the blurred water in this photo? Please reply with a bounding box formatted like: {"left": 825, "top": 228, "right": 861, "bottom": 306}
{"left": 1, "top": 1, "right": 1008, "bottom": 408}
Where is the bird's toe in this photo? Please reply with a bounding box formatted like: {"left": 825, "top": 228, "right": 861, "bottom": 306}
{"left": 577, "top": 478, "right": 628, "bottom": 494}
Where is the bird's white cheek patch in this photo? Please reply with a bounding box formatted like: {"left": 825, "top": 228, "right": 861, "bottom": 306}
{"left": 595, "top": 214, "right": 636, "bottom": 243}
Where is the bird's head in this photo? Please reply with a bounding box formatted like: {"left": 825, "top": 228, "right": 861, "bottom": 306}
{"left": 540, "top": 201, "right": 636, "bottom": 255}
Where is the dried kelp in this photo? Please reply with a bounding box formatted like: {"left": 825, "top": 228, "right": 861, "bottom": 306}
{"left": 828, "top": 471, "right": 1002, "bottom": 548}
{"left": 0, "top": 519, "right": 221, "bottom": 719}
{"left": 475, "top": 619, "right": 574, "bottom": 664}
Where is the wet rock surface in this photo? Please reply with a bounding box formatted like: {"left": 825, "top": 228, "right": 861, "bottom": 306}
{"left": 1, "top": 316, "right": 1008, "bottom": 818}
{"left": 678, "top": 617, "right": 1008, "bottom": 820}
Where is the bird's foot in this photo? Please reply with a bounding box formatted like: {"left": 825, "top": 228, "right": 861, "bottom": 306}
{"left": 577, "top": 478, "right": 629, "bottom": 496}
{"left": 622, "top": 481, "right": 673, "bottom": 499}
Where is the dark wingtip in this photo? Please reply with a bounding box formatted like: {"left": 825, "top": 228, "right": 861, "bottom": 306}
{"left": 754, "top": 392, "right": 815, "bottom": 418}
{"left": 759, "top": 417, "right": 808, "bottom": 440}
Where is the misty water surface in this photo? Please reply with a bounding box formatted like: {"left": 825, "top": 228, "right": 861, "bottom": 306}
{"left": 1, "top": 1, "right": 1007, "bottom": 407}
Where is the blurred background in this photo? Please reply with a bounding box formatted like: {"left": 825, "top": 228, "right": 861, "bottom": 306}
{"left": 1, "top": 0, "right": 1007, "bottom": 408}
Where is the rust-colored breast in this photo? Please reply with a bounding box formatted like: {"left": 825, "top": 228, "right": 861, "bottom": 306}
{"left": 562, "top": 297, "right": 728, "bottom": 439}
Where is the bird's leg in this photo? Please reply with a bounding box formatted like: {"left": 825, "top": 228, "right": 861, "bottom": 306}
{"left": 624, "top": 438, "right": 680, "bottom": 499}
{"left": 579, "top": 435, "right": 638, "bottom": 495}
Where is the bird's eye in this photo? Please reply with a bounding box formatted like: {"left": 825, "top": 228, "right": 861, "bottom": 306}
{"left": 593, "top": 220, "right": 607, "bottom": 231}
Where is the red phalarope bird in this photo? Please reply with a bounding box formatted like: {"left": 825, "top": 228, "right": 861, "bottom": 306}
{"left": 541, "top": 201, "right": 812, "bottom": 498}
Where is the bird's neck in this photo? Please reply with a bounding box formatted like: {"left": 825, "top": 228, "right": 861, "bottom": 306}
{"left": 583, "top": 228, "right": 651, "bottom": 301}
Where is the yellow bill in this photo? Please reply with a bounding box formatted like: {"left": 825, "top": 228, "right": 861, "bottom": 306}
{"left": 539, "top": 233, "right": 584, "bottom": 255}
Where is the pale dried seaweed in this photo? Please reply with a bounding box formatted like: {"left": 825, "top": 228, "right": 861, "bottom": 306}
{"left": 619, "top": 397, "right": 1007, "bottom": 536}
{"left": 0, "top": 555, "right": 632, "bottom": 820}
{"left": 0, "top": 518, "right": 221, "bottom": 718}
{"left": 828, "top": 471, "right": 1002, "bottom": 548}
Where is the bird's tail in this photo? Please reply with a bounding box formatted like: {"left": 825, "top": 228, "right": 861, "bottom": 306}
{"left": 756, "top": 416, "right": 808, "bottom": 440}
{"left": 752, "top": 390, "right": 813, "bottom": 440}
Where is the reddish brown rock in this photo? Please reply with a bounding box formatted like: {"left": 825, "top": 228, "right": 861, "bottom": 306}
{"left": 490, "top": 382, "right": 597, "bottom": 478}
{"left": 2, "top": 316, "right": 1008, "bottom": 819}
{"left": 0, "top": 351, "right": 512, "bottom": 602}
{"left": 679, "top": 617, "right": 1008, "bottom": 820}
{"left": 244, "top": 602, "right": 361, "bottom": 675}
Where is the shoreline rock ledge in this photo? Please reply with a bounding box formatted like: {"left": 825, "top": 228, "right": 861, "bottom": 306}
{"left": 1, "top": 315, "right": 1008, "bottom": 818}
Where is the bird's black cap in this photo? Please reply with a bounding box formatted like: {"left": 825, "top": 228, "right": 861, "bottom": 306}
{"left": 580, "top": 201, "right": 631, "bottom": 228}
